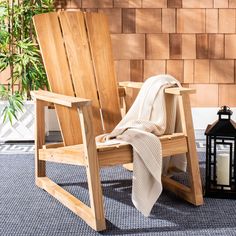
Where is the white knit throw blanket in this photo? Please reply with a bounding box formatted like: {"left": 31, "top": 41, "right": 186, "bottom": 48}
{"left": 97, "top": 74, "right": 186, "bottom": 216}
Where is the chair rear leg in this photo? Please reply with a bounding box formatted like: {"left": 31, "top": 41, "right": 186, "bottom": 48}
{"left": 178, "top": 94, "right": 203, "bottom": 205}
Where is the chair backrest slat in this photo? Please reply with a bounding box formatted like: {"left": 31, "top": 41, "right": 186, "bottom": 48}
{"left": 33, "top": 12, "right": 82, "bottom": 145}
{"left": 33, "top": 11, "right": 122, "bottom": 143}
{"left": 59, "top": 12, "right": 103, "bottom": 135}
{"left": 85, "top": 13, "right": 121, "bottom": 132}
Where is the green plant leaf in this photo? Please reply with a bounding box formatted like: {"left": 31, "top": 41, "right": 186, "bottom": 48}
{"left": 0, "top": 0, "right": 53, "bottom": 124}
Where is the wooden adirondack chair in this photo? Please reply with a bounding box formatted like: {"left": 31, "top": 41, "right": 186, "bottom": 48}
{"left": 31, "top": 11, "right": 203, "bottom": 231}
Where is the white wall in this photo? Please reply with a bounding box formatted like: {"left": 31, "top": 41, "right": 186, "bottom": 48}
{"left": 192, "top": 107, "right": 236, "bottom": 130}
{"left": 47, "top": 107, "right": 236, "bottom": 131}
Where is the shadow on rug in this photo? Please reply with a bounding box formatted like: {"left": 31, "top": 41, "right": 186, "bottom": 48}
{"left": 1, "top": 152, "right": 236, "bottom": 236}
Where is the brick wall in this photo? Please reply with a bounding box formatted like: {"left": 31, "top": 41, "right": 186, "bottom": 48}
{"left": 57, "top": 0, "right": 236, "bottom": 107}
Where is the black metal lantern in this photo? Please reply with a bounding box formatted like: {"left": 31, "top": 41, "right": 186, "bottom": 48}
{"left": 205, "top": 106, "right": 236, "bottom": 198}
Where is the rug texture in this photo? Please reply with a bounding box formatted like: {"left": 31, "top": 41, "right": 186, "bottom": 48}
{"left": 1, "top": 152, "right": 236, "bottom": 236}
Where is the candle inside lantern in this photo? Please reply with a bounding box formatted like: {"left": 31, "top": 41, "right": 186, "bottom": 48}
{"left": 216, "top": 153, "right": 230, "bottom": 186}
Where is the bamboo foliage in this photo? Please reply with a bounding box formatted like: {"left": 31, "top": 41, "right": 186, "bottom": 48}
{"left": 0, "top": 0, "right": 54, "bottom": 124}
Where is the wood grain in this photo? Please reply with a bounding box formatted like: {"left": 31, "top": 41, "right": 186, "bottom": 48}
{"left": 196, "top": 34, "right": 208, "bottom": 59}
{"left": 35, "top": 99, "right": 46, "bottom": 178}
{"left": 194, "top": 60, "right": 210, "bottom": 83}
{"left": 208, "top": 34, "right": 224, "bottom": 59}
{"left": 162, "top": 8, "right": 176, "bottom": 33}
{"left": 167, "top": 0, "right": 182, "bottom": 8}
{"left": 85, "top": 13, "right": 122, "bottom": 132}
{"left": 122, "top": 8, "right": 136, "bottom": 33}
{"left": 170, "top": 34, "right": 182, "bottom": 59}
{"left": 210, "top": 60, "right": 234, "bottom": 83}
{"left": 146, "top": 34, "right": 169, "bottom": 59}
{"left": 225, "top": 34, "right": 236, "bottom": 59}
{"left": 79, "top": 105, "right": 106, "bottom": 231}
{"left": 31, "top": 90, "right": 91, "bottom": 108}
{"left": 136, "top": 9, "right": 161, "bottom": 33}
{"left": 33, "top": 13, "right": 82, "bottom": 145}
{"left": 178, "top": 93, "right": 204, "bottom": 205}
{"left": 219, "top": 9, "right": 235, "bottom": 33}
{"left": 206, "top": 9, "right": 218, "bottom": 33}
{"left": 144, "top": 60, "right": 166, "bottom": 79}
{"left": 130, "top": 60, "right": 143, "bottom": 82}
{"left": 177, "top": 9, "right": 205, "bottom": 33}
{"left": 182, "top": 34, "right": 196, "bottom": 59}
{"left": 167, "top": 60, "right": 184, "bottom": 82}
{"left": 59, "top": 11, "right": 103, "bottom": 135}
{"left": 36, "top": 177, "right": 103, "bottom": 231}
{"left": 219, "top": 84, "right": 236, "bottom": 107}
{"left": 184, "top": 60, "right": 194, "bottom": 83}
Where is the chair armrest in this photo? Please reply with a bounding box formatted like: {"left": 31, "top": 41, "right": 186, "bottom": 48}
{"left": 30, "top": 90, "right": 91, "bottom": 108}
{"left": 165, "top": 87, "right": 196, "bottom": 95}
{"left": 119, "top": 82, "right": 195, "bottom": 95}
{"left": 118, "top": 81, "right": 143, "bottom": 89}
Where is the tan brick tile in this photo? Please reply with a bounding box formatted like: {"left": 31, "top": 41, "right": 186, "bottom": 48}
{"left": 209, "top": 34, "right": 224, "bottom": 59}
{"left": 182, "top": 34, "right": 196, "bottom": 59}
{"left": 84, "top": 8, "right": 98, "bottom": 12}
{"left": 162, "top": 9, "right": 176, "bottom": 33}
{"left": 167, "top": 60, "right": 183, "bottom": 82}
{"left": 219, "top": 84, "right": 236, "bottom": 107}
{"left": 229, "top": 0, "right": 236, "bottom": 8}
{"left": 210, "top": 60, "right": 234, "bottom": 83}
{"left": 130, "top": 60, "right": 144, "bottom": 82}
{"left": 55, "top": 0, "right": 71, "bottom": 9}
{"left": 70, "top": 0, "right": 82, "bottom": 8}
{"left": 122, "top": 9, "right": 136, "bottom": 33}
{"left": 196, "top": 34, "right": 209, "bottom": 59}
{"left": 136, "top": 9, "right": 161, "bottom": 33}
{"left": 177, "top": 9, "right": 205, "bottom": 33}
{"left": 114, "top": 0, "right": 141, "bottom": 8}
{"left": 181, "top": 83, "right": 189, "bottom": 88}
{"left": 142, "top": 0, "right": 167, "bottom": 8}
{"left": 225, "top": 35, "right": 236, "bottom": 59}
{"left": 167, "top": 0, "right": 182, "bottom": 8}
{"left": 146, "top": 34, "right": 169, "bottom": 59}
{"left": 184, "top": 60, "right": 194, "bottom": 83}
{"left": 111, "top": 34, "right": 145, "bottom": 59}
{"left": 219, "top": 9, "right": 235, "bottom": 33}
{"left": 214, "top": 0, "right": 228, "bottom": 8}
{"left": 82, "top": 0, "right": 113, "bottom": 8}
{"left": 182, "top": 0, "right": 213, "bottom": 8}
{"left": 194, "top": 60, "right": 210, "bottom": 83}
{"left": 189, "top": 84, "right": 218, "bottom": 107}
{"left": 98, "top": 9, "right": 122, "bottom": 33}
{"left": 114, "top": 60, "right": 130, "bottom": 82}
{"left": 170, "top": 34, "right": 182, "bottom": 59}
{"left": 206, "top": 9, "right": 218, "bottom": 33}
{"left": 144, "top": 60, "right": 166, "bottom": 79}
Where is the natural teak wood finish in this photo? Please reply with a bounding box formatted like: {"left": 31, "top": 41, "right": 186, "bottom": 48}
{"left": 32, "top": 11, "right": 203, "bottom": 231}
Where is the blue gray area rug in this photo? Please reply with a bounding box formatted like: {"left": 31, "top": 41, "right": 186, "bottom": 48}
{"left": 1, "top": 151, "right": 236, "bottom": 236}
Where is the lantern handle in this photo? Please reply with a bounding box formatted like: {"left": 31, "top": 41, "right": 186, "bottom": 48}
{"left": 217, "top": 105, "right": 233, "bottom": 117}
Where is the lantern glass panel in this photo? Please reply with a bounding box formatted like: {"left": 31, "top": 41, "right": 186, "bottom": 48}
{"left": 208, "top": 137, "right": 235, "bottom": 191}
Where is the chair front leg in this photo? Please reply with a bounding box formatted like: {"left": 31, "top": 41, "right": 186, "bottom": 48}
{"left": 78, "top": 105, "right": 106, "bottom": 231}
{"left": 35, "top": 99, "right": 47, "bottom": 178}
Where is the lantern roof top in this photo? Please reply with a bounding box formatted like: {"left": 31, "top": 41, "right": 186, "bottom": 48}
{"left": 205, "top": 120, "right": 236, "bottom": 137}
{"left": 205, "top": 106, "right": 236, "bottom": 137}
